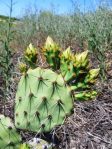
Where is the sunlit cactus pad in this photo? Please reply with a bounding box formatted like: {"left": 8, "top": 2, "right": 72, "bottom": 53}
{"left": 0, "top": 115, "right": 21, "bottom": 149}
{"left": 15, "top": 67, "right": 73, "bottom": 133}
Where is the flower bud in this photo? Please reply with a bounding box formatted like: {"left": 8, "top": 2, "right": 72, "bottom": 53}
{"left": 44, "top": 36, "right": 59, "bottom": 51}
{"left": 19, "top": 63, "right": 27, "bottom": 73}
{"left": 85, "top": 68, "right": 100, "bottom": 83}
{"left": 74, "top": 50, "right": 89, "bottom": 68}
{"left": 61, "top": 47, "right": 73, "bottom": 61}
{"left": 25, "top": 43, "right": 37, "bottom": 64}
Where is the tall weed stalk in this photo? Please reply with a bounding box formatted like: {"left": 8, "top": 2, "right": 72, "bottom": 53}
{"left": 0, "top": 0, "right": 14, "bottom": 113}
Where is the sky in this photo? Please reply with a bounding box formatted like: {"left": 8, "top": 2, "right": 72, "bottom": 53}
{"left": 0, "top": 0, "right": 111, "bottom": 17}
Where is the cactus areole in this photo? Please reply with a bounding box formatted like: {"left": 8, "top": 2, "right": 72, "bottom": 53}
{"left": 15, "top": 67, "right": 73, "bottom": 133}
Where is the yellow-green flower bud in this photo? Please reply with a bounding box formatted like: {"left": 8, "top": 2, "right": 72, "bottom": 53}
{"left": 25, "top": 43, "right": 37, "bottom": 64}
{"left": 74, "top": 50, "right": 89, "bottom": 68}
{"left": 85, "top": 68, "right": 100, "bottom": 83}
{"left": 61, "top": 47, "right": 73, "bottom": 61}
{"left": 44, "top": 36, "right": 59, "bottom": 51}
{"left": 19, "top": 63, "right": 27, "bottom": 73}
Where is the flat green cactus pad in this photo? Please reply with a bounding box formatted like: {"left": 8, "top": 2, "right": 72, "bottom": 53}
{"left": 15, "top": 67, "right": 73, "bottom": 133}
{"left": 0, "top": 115, "right": 21, "bottom": 149}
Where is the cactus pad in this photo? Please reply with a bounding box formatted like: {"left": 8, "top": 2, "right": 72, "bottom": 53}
{"left": 15, "top": 67, "right": 73, "bottom": 133}
{"left": 0, "top": 114, "right": 21, "bottom": 149}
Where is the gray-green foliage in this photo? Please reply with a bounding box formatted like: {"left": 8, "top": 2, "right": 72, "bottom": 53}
{"left": 16, "top": 7, "right": 111, "bottom": 47}
{"left": 83, "top": 7, "right": 112, "bottom": 79}
{"left": 15, "top": 12, "right": 38, "bottom": 48}
{"left": 38, "top": 11, "right": 74, "bottom": 46}
{"left": 18, "top": 6, "right": 111, "bottom": 80}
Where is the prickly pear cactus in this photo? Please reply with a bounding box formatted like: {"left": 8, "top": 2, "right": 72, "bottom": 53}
{"left": 15, "top": 67, "right": 73, "bottom": 133}
{"left": 0, "top": 114, "right": 21, "bottom": 149}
